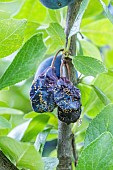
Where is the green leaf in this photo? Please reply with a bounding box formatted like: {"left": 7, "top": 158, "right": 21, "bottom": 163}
{"left": 25, "top": 112, "right": 58, "bottom": 128}
{"left": 0, "top": 116, "right": 11, "bottom": 129}
{"left": 45, "top": 23, "right": 65, "bottom": 54}
{"left": 0, "top": 107, "right": 24, "bottom": 115}
{"left": 47, "top": 23, "right": 65, "bottom": 47}
{"left": 22, "top": 114, "right": 50, "bottom": 142}
{"left": 43, "top": 157, "right": 59, "bottom": 170}
{"left": 69, "top": 0, "right": 90, "bottom": 37}
{"left": 84, "top": 0, "right": 110, "bottom": 18}
{"left": 8, "top": 121, "right": 30, "bottom": 141}
{"left": 18, "top": 145, "right": 44, "bottom": 170}
{"left": 0, "top": 0, "right": 24, "bottom": 19}
{"left": 104, "top": 49, "right": 113, "bottom": 69}
{"left": 83, "top": 72, "right": 113, "bottom": 117}
{"left": 80, "top": 40, "right": 102, "bottom": 60}
{"left": 92, "top": 85, "right": 111, "bottom": 105}
{"left": 0, "top": 0, "right": 15, "bottom": 2}
{"left": 15, "top": 0, "right": 47, "bottom": 23}
{"left": 73, "top": 56, "right": 107, "bottom": 77}
{"left": 0, "top": 34, "right": 47, "bottom": 90}
{"left": 24, "top": 111, "right": 38, "bottom": 119}
{"left": 34, "top": 128, "right": 51, "bottom": 154}
{"left": 78, "top": 83, "right": 92, "bottom": 106}
{"left": 99, "top": 0, "right": 113, "bottom": 24}
{"left": 81, "top": 19, "right": 113, "bottom": 46}
{"left": 0, "top": 136, "right": 44, "bottom": 170}
{"left": 24, "top": 21, "right": 40, "bottom": 41}
{"left": 0, "top": 101, "right": 8, "bottom": 107}
{"left": 111, "top": 0, "right": 113, "bottom": 5}
{"left": 48, "top": 10, "right": 59, "bottom": 23}
{"left": 84, "top": 104, "right": 113, "bottom": 147}
{"left": 0, "top": 19, "right": 26, "bottom": 58}
{"left": 77, "top": 132, "right": 113, "bottom": 170}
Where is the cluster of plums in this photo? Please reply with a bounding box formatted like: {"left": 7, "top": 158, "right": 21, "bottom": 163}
{"left": 30, "top": 54, "right": 81, "bottom": 124}
{"left": 40, "top": 0, "right": 75, "bottom": 9}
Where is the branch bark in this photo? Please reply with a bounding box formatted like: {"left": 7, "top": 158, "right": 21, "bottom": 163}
{"left": 65, "top": 0, "right": 83, "bottom": 56}
{"left": 0, "top": 151, "right": 18, "bottom": 170}
{"left": 57, "top": 1, "right": 83, "bottom": 170}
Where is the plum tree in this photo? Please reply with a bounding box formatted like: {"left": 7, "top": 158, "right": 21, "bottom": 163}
{"left": 40, "top": 0, "right": 74, "bottom": 9}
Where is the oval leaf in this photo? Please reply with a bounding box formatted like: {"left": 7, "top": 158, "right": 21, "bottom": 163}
{"left": 77, "top": 132, "right": 113, "bottom": 170}
{"left": 99, "top": 0, "right": 113, "bottom": 24}
{"left": 0, "top": 33, "right": 47, "bottom": 90}
{"left": 0, "top": 116, "right": 11, "bottom": 129}
{"left": 92, "top": 85, "right": 111, "bottom": 105}
{"left": 34, "top": 128, "right": 51, "bottom": 154}
{"left": 0, "top": 19, "right": 26, "bottom": 58}
{"left": 0, "top": 136, "right": 44, "bottom": 170}
{"left": 73, "top": 56, "right": 107, "bottom": 77}
{"left": 84, "top": 104, "right": 113, "bottom": 147}
{"left": 8, "top": 121, "right": 30, "bottom": 141}
{"left": 43, "top": 157, "right": 59, "bottom": 170}
{"left": 0, "top": 107, "right": 24, "bottom": 115}
{"left": 22, "top": 114, "right": 50, "bottom": 142}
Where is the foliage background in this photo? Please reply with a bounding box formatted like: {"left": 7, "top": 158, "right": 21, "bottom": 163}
{"left": 0, "top": 0, "right": 113, "bottom": 169}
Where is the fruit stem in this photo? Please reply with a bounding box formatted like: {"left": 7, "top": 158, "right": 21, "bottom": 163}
{"left": 60, "top": 61, "right": 64, "bottom": 77}
{"left": 60, "top": 59, "right": 71, "bottom": 80}
{"left": 51, "top": 49, "right": 64, "bottom": 68}
{"left": 65, "top": 62, "right": 71, "bottom": 80}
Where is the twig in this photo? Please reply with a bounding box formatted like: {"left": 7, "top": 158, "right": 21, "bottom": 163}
{"left": 71, "top": 133, "right": 78, "bottom": 167}
{"left": 51, "top": 49, "right": 64, "bottom": 68}
{"left": 65, "top": 0, "right": 83, "bottom": 56}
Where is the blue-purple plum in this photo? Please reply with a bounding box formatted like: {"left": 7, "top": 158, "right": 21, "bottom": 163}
{"left": 34, "top": 55, "right": 62, "bottom": 80}
{"left": 40, "top": 0, "right": 74, "bottom": 9}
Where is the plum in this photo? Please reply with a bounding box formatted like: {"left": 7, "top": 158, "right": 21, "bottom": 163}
{"left": 30, "top": 54, "right": 81, "bottom": 124}
{"left": 34, "top": 55, "right": 62, "bottom": 80}
{"left": 30, "top": 67, "right": 58, "bottom": 113}
{"left": 40, "top": 0, "right": 74, "bottom": 9}
{"left": 54, "top": 77, "right": 81, "bottom": 124}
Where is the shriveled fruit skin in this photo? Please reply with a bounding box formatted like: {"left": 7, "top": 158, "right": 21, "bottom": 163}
{"left": 30, "top": 67, "right": 57, "bottom": 113}
{"left": 30, "top": 54, "right": 81, "bottom": 124}
{"left": 54, "top": 77, "right": 81, "bottom": 124}
{"left": 40, "top": 0, "right": 74, "bottom": 9}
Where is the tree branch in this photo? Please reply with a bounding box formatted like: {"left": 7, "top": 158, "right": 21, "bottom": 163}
{"left": 0, "top": 151, "right": 18, "bottom": 170}
{"left": 57, "top": 1, "right": 83, "bottom": 170}
{"left": 65, "top": 0, "right": 83, "bottom": 56}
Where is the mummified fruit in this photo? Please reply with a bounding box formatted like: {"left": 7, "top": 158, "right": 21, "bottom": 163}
{"left": 54, "top": 77, "right": 81, "bottom": 124}
{"left": 30, "top": 67, "right": 58, "bottom": 113}
{"left": 40, "top": 0, "right": 74, "bottom": 9}
{"left": 58, "top": 107, "right": 81, "bottom": 124}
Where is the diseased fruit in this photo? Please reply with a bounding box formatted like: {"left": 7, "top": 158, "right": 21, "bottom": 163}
{"left": 58, "top": 106, "right": 81, "bottom": 124}
{"left": 40, "top": 0, "right": 74, "bottom": 9}
{"left": 30, "top": 50, "right": 81, "bottom": 124}
{"left": 30, "top": 67, "right": 58, "bottom": 113}
{"left": 54, "top": 77, "right": 81, "bottom": 124}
